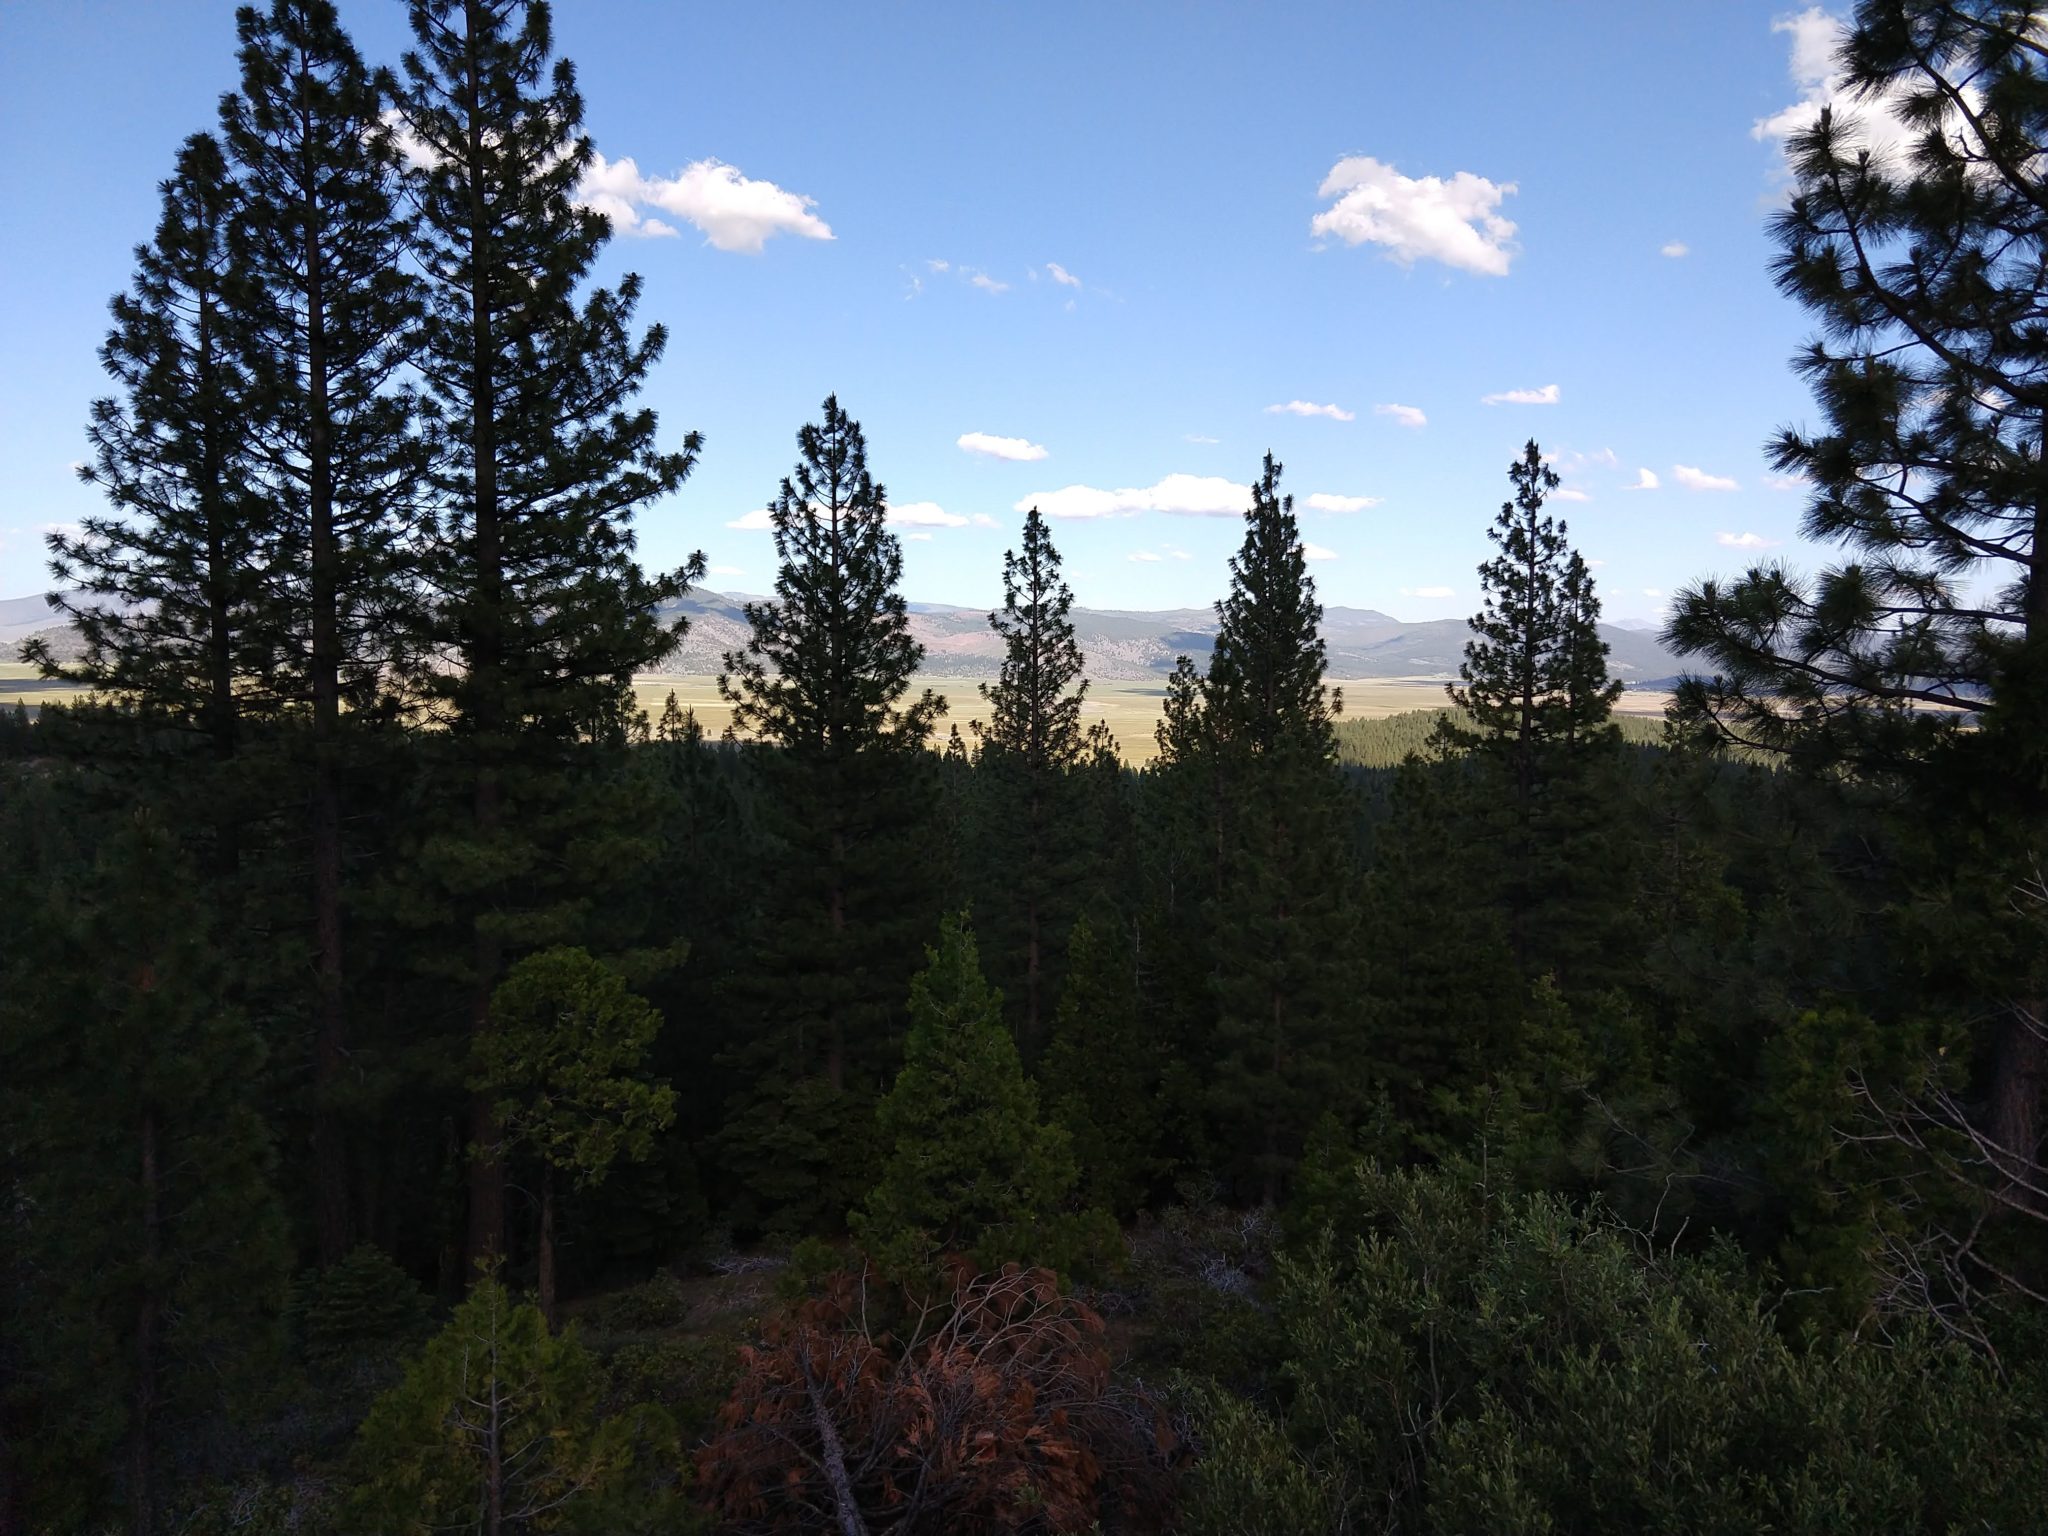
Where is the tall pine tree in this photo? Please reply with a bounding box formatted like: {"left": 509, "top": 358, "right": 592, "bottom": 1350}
{"left": 717, "top": 396, "right": 942, "bottom": 1229}
{"left": 1665, "top": 0, "right": 2048, "bottom": 1211}
{"left": 971, "top": 506, "right": 1091, "bottom": 1052}
{"left": 1433, "top": 439, "right": 1629, "bottom": 988}
{"left": 32, "top": 133, "right": 268, "bottom": 879}
{"left": 1201, "top": 454, "right": 1360, "bottom": 1201}
{"left": 220, "top": 0, "right": 424, "bottom": 1264}
{"left": 397, "top": 0, "right": 703, "bottom": 1267}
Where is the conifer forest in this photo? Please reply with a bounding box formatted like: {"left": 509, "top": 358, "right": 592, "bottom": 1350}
{"left": 12, "top": 2, "right": 2048, "bottom": 1532}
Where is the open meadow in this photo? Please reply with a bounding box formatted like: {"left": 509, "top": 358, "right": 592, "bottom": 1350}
{"left": 8, "top": 664, "right": 1675, "bottom": 759}
{"left": 634, "top": 673, "right": 1675, "bottom": 763}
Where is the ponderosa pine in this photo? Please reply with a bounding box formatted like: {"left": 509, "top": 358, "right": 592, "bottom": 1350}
{"left": 972, "top": 506, "right": 1091, "bottom": 1054}
{"left": 717, "top": 396, "right": 942, "bottom": 1229}
{"left": 33, "top": 134, "right": 267, "bottom": 880}
{"left": 1202, "top": 454, "right": 1360, "bottom": 1202}
{"left": 397, "top": 0, "right": 702, "bottom": 1269}
{"left": 220, "top": 0, "right": 424, "bottom": 1264}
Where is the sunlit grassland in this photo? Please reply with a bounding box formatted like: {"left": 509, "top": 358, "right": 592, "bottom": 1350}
{"left": 7, "top": 662, "right": 1674, "bottom": 760}
{"left": 636, "top": 674, "right": 1676, "bottom": 764}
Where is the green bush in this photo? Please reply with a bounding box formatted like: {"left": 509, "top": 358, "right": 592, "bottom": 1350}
{"left": 1180, "top": 1162, "right": 2044, "bottom": 1535}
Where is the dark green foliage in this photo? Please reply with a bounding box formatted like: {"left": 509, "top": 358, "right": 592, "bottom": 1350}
{"left": 1430, "top": 438, "right": 1636, "bottom": 991}
{"left": 289, "top": 1243, "right": 434, "bottom": 1366}
{"left": 344, "top": 1275, "right": 682, "bottom": 1532}
{"left": 1665, "top": 0, "right": 2048, "bottom": 1313}
{"left": 969, "top": 506, "right": 1092, "bottom": 1051}
{"left": 853, "top": 913, "right": 1100, "bottom": 1278}
{"left": 1, "top": 812, "right": 289, "bottom": 1533}
{"left": 220, "top": 0, "right": 427, "bottom": 1264}
{"left": 716, "top": 396, "right": 942, "bottom": 1231}
{"left": 1038, "top": 912, "right": 1163, "bottom": 1216}
{"left": 31, "top": 132, "right": 269, "bottom": 894}
{"left": 1180, "top": 1161, "right": 2043, "bottom": 1535}
{"left": 1199, "top": 455, "right": 1361, "bottom": 1200}
{"left": 395, "top": 0, "right": 703, "bottom": 1266}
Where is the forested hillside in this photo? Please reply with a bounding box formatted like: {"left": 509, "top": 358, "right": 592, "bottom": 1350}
{"left": 5, "top": 2, "right": 2048, "bottom": 1533}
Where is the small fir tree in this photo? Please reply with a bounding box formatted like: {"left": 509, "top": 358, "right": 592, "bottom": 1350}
{"left": 345, "top": 1274, "right": 678, "bottom": 1534}
{"left": 852, "top": 913, "right": 1086, "bottom": 1278}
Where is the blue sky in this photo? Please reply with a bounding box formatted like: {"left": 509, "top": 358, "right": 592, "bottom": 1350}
{"left": 1, "top": 2, "right": 1860, "bottom": 623}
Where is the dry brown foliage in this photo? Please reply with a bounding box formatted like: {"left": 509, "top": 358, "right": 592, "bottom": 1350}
{"left": 698, "top": 1258, "right": 1176, "bottom": 1535}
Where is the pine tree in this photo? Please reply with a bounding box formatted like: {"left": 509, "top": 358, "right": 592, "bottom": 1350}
{"left": 716, "top": 396, "right": 942, "bottom": 1229}
{"left": 476, "top": 947, "right": 676, "bottom": 1323}
{"left": 31, "top": 133, "right": 267, "bottom": 876}
{"left": 346, "top": 1275, "right": 678, "bottom": 1533}
{"left": 852, "top": 913, "right": 1083, "bottom": 1277}
{"left": 1201, "top": 454, "right": 1360, "bottom": 1201}
{"left": 1, "top": 813, "right": 287, "bottom": 1536}
{"left": 971, "top": 506, "right": 1091, "bottom": 1052}
{"left": 397, "top": 0, "right": 703, "bottom": 1269}
{"left": 1434, "top": 439, "right": 1630, "bottom": 987}
{"left": 1663, "top": 0, "right": 2048, "bottom": 1200}
{"left": 1039, "top": 912, "right": 1162, "bottom": 1215}
{"left": 220, "top": 0, "right": 424, "bottom": 1264}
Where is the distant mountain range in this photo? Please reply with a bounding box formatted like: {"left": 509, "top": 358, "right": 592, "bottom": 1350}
{"left": 5, "top": 588, "right": 1689, "bottom": 686}
{"left": 659, "top": 591, "right": 1688, "bottom": 685}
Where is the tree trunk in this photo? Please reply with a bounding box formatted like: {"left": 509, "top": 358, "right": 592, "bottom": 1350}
{"left": 801, "top": 1351, "right": 870, "bottom": 1536}
{"left": 461, "top": 9, "right": 507, "bottom": 1278}
{"left": 129, "top": 1108, "right": 160, "bottom": 1536}
{"left": 537, "top": 1163, "right": 558, "bottom": 1329}
{"left": 305, "top": 157, "right": 352, "bottom": 1265}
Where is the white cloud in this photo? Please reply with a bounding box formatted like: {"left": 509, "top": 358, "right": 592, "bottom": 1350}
{"left": 1481, "top": 383, "right": 1560, "bottom": 406}
{"left": 726, "top": 507, "right": 774, "bottom": 529}
{"left": 957, "top": 431, "right": 1048, "bottom": 462}
{"left": 1128, "top": 550, "right": 1163, "bottom": 562}
{"left": 1046, "top": 262, "right": 1082, "bottom": 287}
{"left": 1586, "top": 558, "right": 1608, "bottom": 568}
{"left": 1674, "top": 464, "right": 1740, "bottom": 492}
{"left": 891, "top": 501, "right": 968, "bottom": 528}
{"left": 971, "top": 513, "right": 1001, "bottom": 529}
{"left": 1717, "top": 531, "right": 1781, "bottom": 549}
{"left": 579, "top": 152, "right": 832, "bottom": 252}
{"left": 1754, "top": 7, "right": 1923, "bottom": 171}
{"left": 1661, "top": 241, "right": 1690, "bottom": 258}
{"left": 1305, "top": 492, "right": 1383, "bottom": 513}
{"left": 1642, "top": 588, "right": 1663, "bottom": 598}
{"left": 1552, "top": 487, "right": 1591, "bottom": 503}
{"left": 927, "top": 258, "right": 951, "bottom": 272}
{"left": 1266, "top": 399, "right": 1356, "bottom": 422}
{"left": 1021, "top": 472, "right": 1249, "bottom": 521}
{"left": 1763, "top": 472, "right": 1810, "bottom": 492}
{"left": 1303, "top": 542, "right": 1338, "bottom": 562}
{"left": 1168, "top": 548, "right": 1193, "bottom": 560}
{"left": 1184, "top": 433, "right": 1220, "bottom": 445}
{"left": 1626, "top": 468, "right": 1661, "bottom": 491}
{"left": 1555, "top": 447, "right": 1619, "bottom": 472}
{"left": 708, "top": 563, "right": 744, "bottom": 576}
{"left": 968, "top": 271, "right": 1009, "bottom": 294}
{"left": 1312, "top": 155, "right": 1519, "bottom": 276}
{"left": 1375, "top": 403, "right": 1428, "bottom": 430}
{"left": 1401, "top": 585, "right": 1456, "bottom": 599}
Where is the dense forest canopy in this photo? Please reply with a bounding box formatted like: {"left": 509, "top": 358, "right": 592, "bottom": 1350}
{"left": 5, "top": 2, "right": 2048, "bottom": 1533}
